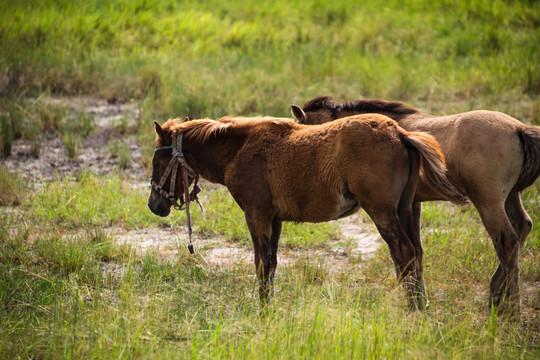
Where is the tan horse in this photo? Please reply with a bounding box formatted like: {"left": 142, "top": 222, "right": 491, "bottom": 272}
{"left": 292, "top": 95, "right": 540, "bottom": 314}
{"left": 148, "top": 115, "right": 465, "bottom": 310}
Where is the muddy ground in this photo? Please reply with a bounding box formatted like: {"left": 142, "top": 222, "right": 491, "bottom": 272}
{"left": 3, "top": 97, "right": 382, "bottom": 270}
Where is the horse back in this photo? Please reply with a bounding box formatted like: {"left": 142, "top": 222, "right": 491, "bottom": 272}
{"left": 242, "top": 115, "right": 411, "bottom": 222}
{"left": 401, "top": 111, "right": 526, "bottom": 197}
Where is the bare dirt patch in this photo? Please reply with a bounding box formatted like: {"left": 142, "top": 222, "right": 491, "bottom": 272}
{"left": 4, "top": 97, "right": 143, "bottom": 184}
{"left": 112, "top": 211, "right": 381, "bottom": 272}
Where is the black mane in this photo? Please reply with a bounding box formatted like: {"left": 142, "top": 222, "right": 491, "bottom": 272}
{"left": 303, "top": 96, "right": 420, "bottom": 118}
{"left": 302, "top": 95, "right": 335, "bottom": 112}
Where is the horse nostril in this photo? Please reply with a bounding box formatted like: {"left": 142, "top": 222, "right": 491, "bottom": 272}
{"left": 159, "top": 206, "right": 171, "bottom": 217}
{"left": 148, "top": 198, "right": 171, "bottom": 217}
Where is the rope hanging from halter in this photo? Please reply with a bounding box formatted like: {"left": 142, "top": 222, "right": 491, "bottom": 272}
{"left": 151, "top": 132, "right": 202, "bottom": 254}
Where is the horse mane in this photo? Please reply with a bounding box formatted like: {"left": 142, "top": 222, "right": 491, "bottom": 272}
{"left": 163, "top": 116, "right": 298, "bottom": 144}
{"left": 303, "top": 96, "right": 420, "bottom": 117}
{"left": 302, "top": 95, "right": 335, "bottom": 112}
{"left": 166, "top": 118, "right": 231, "bottom": 143}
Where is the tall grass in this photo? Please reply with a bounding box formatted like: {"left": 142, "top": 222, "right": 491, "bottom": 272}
{"left": 29, "top": 172, "right": 158, "bottom": 229}
{"left": 0, "top": 165, "right": 28, "bottom": 206}
{"left": 1, "top": 0, "right": 538, "bottom": 121}
{"left": 0, "top": 96, "right": 96, "bottom": 158}
{"left": 1, "top": 176, "right": 539, "bottom": 359}
{"left": 0, "top": 217, "right": 538, "bottom": 359}
{"left": 1, "top": 1, "right": 539, "bottom": 358}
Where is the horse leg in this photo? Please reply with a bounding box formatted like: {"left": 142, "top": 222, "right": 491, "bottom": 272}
{"left": 485, "top": 191, "right": 533, "bottom": 314}
{"left": 367, "top": 208, "right": 425, "bottom": 310}
{"left": 475, "top": 202, "right": 521, "bottom": 315}
{"left": 245, "top": 212, "right": 281, "bottom": 309}
{"left": 402, "top": 201, "right": 427, "bottom": 307}
{"left": 505, "top": 190, "right": 533, "bottom": 247}
{"left": 265, "top": 218, "right": 282, "bottom": 300}
{"left": 492, "top": 192, "right": 533, "bottom": 289}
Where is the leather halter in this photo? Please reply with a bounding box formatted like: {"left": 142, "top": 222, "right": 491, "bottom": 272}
{"left": 151, "top": 132, "right": 200, "bottom": 209}
{"left": 151, "top": 132, "right": 202, "bottom": 253}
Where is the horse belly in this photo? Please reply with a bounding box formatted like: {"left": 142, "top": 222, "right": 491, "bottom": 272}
{"left": 309, "top": 190, "right": 360, "bottom": 222}
{"left": 334, "top": 191, "right": 360, "bottom": 219}
{"left": 277, "top": 189, "right": 359, "bottom": 223}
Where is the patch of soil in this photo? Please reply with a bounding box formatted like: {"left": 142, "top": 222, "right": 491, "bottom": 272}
{"left": 4, "top": 97, "right": 143, "bottom": 184}
{"left": 112, "top": 211, "right": 381, "bottom": 271}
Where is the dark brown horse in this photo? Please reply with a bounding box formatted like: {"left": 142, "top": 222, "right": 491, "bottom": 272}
{"left": 148, "top": 115, "right": 466, "bottom": 310}
{"left": 292, "top": 95, "right": 540, "bottom": 314}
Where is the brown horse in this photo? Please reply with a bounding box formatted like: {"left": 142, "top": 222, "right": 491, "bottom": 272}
{"left": 148, "top": 115, "right": 466, "bottom": 311}
{"left": 292, "top": 95, "right": 540, "bottom": 314}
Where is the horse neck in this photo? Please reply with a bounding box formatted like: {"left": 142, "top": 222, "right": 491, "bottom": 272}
{"left": 182, "top": 136, "right": 242, "bottom": 185}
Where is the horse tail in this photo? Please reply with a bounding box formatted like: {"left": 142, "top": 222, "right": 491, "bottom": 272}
{"left": 400, "top": 131, "right": 468, "bottom": 205}
{"left": 514, "top": 125, "right": 540, "bottom": 192}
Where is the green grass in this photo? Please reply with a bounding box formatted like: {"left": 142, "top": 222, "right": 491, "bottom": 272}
{"left": 1, "top": 0, "right": 539, "bottom": 121}
{"left": 0, "top": 165, "right": 29, "bottom": 206}
{"left": 61, "top": 110, "right": 95, "bottom": 158}
{"left": 28, "top": 172, "right": 156, "bottom": 229}
{"left": 1, "top": 170, "right": 539, "bottom": 359}
{"left": 109, "top": 139, "right": 131, "bottom": 169}
{"left": 1, "top": 0, "right": 539, "bottom": 358}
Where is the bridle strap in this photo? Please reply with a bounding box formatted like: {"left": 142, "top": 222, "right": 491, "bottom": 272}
{"left": 152, "top": 132, "right": 202, "bottom": 254}
{"left": 173, "top": 134, "right": 196, "bottom": 177}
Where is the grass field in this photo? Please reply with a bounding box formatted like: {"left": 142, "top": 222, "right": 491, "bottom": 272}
{"left": 1, "top": 0, "right": 540, "bottom": 358}
{"left": 1, "top": 169, "right": 539, "bottom": 359}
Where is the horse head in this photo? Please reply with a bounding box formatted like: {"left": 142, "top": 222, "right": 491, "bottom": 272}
{"left": 148, "top": 118, "right": 198, "bottom": 217}
{"left": 293, "top": 96, "right": 420, "bottom": 124}
{"left": 291, "top": 95, "right": 336, "bottom": 125}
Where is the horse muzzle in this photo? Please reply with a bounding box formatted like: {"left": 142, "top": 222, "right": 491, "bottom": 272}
{"left": 148, "top": 191, "right": 172, "bottom": 217}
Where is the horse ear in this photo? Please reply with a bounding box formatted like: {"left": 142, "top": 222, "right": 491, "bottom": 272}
{"left": 154, "top": 121, "right": 165, "bottom": 139}
{"left": 291, "top": 104, "right": 306, "bottom": 123}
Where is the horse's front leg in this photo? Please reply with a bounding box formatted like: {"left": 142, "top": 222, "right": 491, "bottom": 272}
{"left": 245, "top": 212, "right": 282, "bottom": 309}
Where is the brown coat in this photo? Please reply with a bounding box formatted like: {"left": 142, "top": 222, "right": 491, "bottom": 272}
{"left": 149, "top": 115, "right": 465, "bottom": 310}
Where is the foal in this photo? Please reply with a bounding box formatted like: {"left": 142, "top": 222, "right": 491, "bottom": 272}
{"left": 292, "top": 95, "right": 540, "bottom": 314}
{"left": 148, "top": 115, "right": 466, "bottom": 310}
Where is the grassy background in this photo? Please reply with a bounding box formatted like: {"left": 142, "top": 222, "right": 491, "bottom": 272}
{"left": 1, "top": 0, "right": 539, "bottom": 116}
{"left": 1, "top": 0, "right": 539, "bottom": 157}
{"left": 1, "top": 0, "right": 540, "bottom": 358}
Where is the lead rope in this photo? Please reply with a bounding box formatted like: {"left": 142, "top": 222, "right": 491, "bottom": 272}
{"left": 180, "top": 164, "right": 194, "bottom": 254}
{"left": 174, "top": 133, "right": 198, "bottom": 254}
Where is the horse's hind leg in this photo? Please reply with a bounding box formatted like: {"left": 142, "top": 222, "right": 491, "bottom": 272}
{"left": 491, "top": 192, "right": 533, "bottom": 288}
{"left": 487, "top": 191, "right": 533, "bottom": 314}
{"left": 505, "top": 190, "right": 533, "bottom": 247}
{"left": 403, "top": 201, "right": 426, "bottom": 307}
{"left": 367, "top": 207, "right": 426, "bottom": 310}
{"left": 474, "top": 201, "right": 521, "bottom": 315}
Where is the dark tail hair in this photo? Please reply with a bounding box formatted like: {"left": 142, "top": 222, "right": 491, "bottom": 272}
{"left": 514, "top": 126, "right": 540, "bottom": 192}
